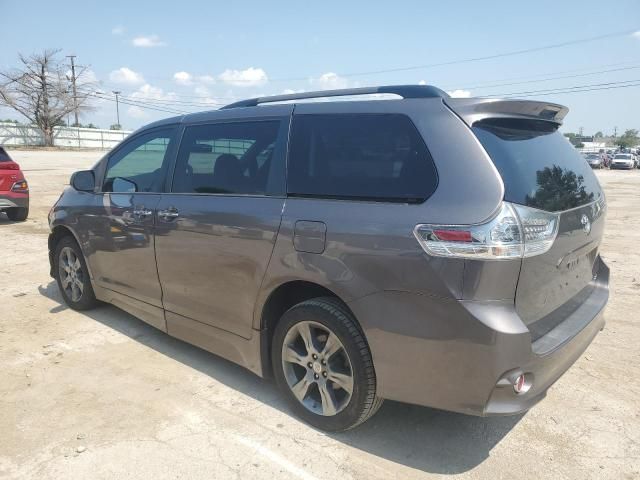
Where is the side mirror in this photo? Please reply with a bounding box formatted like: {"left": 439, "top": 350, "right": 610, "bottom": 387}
{"left": 71, "top": 170, "right": 95, "bottom": 192}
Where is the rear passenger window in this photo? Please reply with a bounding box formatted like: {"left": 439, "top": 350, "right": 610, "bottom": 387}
{"left": 288, "top": 114, "right": 437, "bottom": 202}
{"left": 172, "top": 121, "right": 281, "bottom": 195}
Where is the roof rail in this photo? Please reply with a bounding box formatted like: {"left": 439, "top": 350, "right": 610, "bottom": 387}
{"left": 221, "top": 84, "right": 449, "bottom": 109}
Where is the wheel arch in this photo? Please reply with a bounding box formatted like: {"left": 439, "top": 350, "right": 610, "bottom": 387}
{"left": 48, "top": 225, "right": 93, "bottom": 279}
{"left": 257, "top": 280, "right": 360, "bottom": 378}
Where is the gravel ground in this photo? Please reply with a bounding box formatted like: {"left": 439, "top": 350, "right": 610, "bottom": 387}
{"left": 1, "top": 149, "right": 639, "bottom": 480}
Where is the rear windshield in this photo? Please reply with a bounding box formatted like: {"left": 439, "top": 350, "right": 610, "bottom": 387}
{"left": 0, "top": 147, "right": 11, "bottom": 162}
{"left": 473, "top": 119, "right": 602, "bottom": 212}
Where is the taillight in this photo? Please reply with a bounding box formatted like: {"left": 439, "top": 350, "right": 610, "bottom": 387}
{"left": 11, "top": 180, "right": 29, "bottom": 193}
{"left": 413, "top": 202, "right": 559, "bottom": 260}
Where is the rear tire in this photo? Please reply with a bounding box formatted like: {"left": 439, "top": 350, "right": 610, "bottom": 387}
{"left": 53, "top": 236, "right": 99, "bottom": 311}
{"left": 6, "top": 206, "right": 28, "bottom": 221}
{"left": 272, "top": 297, "right": 383, "bottom": 431}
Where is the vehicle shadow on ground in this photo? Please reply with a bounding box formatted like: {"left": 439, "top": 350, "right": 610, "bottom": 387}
{"left": 39, "top": 281, "right": 523, "bottom": 475}
{"left": 0, "top": 212, "right": 19, "bottom": 223}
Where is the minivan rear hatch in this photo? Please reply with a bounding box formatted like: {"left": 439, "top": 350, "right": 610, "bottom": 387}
{"left": 446, "top": 99, "right": 606, "bottom": 340}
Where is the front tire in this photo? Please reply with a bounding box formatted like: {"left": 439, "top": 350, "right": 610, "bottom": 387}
{"left": 6, "top": 206, "right": 28, "bottom": 221}
{"left": 272, "top": 297, "right": 383, "bottom": 431}
{"left": 53, "top": 236, "right": 98, "bottom": 311}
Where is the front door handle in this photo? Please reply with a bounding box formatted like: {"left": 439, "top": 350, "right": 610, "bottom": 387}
{"left": 158, "top": 207, "right": 179, "bottom": 221}
{"left": 132, "top": 207, "right": 153, "bottom": 219}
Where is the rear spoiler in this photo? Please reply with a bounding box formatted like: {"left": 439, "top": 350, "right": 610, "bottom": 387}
{"left": 443, "top": 98, "right": 569, "bottom": 127}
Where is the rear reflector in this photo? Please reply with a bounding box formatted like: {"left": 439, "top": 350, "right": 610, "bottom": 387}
{"left": 433, "top": 229, "right": 472, "bottom": 242}
{"left": 513, "top": 373, "right": 532, "bottom": 394}
{"left": 414, "top": 202, "right": 560, "bottom": 260}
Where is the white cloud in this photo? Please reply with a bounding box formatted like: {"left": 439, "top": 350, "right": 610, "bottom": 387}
{"left": 126, "top": 83, "right": 180, "bottom": 119}
{"left": 67, "top": 68, "right": 98, "bottom": 85}
{"left": 418, "top": 80, "right": 427, "bottom": 85}
{"left": 109, "top": 67, "right": 145, "bottom": 86}
{"left": 219, "top": 67, "right": 268, "bottom": 87}
{"left": 191, "top": 85, "right": 222, "bottom": 107}
{"left": 130, "top": 83, "right": 177, "bottom": 102}
{"left": 112, "top": 25, "right": 125, "bottom": 35}
{"left": 447, "top": 89, "right": 472, "bottom": 98}
{"left": 310, "top": 72, "right": 349, "bottom": 90}
{"left": 197, "top": 75, "right": 216, "bottom": 85}
{"left": 127, "top": 106, "right": 148, "bottom": 119}
{"left": 173, "top": 71, "right": 193, "bottom": 86}
{"left": 132, "top": 35, "right": 166, "bottom": 48}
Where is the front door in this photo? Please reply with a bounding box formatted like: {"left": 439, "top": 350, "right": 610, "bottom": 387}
{"left": 154, "top": 115, "right": 289, "bottom": 339}
{"left": 91, "top": 127, "right": 177, "bottom": 309}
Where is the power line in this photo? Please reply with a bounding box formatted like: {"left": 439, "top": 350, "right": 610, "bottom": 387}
{"left": 85, "top": 91, "right": 188, "bottom": 115}
{"left": 442, "top": 60, "right": 638, "bottom": 90}
{"left": 270, "top": 29, "right": 639, "bottom": 81}
{"left": 481, "top": 78, "right": 640, "bottom": 98}
{"left": 112, "top": 94, "right": 226, "bottom": 107}
{"left": 451, "top": 63, "right": 640, "bottom": 92}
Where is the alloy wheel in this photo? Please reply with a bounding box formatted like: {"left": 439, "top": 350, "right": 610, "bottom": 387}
{"left": 59, "top": 246, "right": 85, "bottom": 302}
{"left": 281, "top": 320, "right": 354, "bottom": 416}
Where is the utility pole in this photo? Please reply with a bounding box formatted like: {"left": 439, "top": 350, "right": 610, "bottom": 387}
{"left": 112, "top": 91, "right": 121, "bottom": 127}
{"left": 613, "top": 126, "right": 618, "bottom": 137}
{"left": 66, "top": 55, "right": 79, "bottom": 126}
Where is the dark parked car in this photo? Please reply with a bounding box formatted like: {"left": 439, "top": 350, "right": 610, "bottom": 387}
{"left": 48, "top": 86, "right": 609, "bottom": 431}
{"left": 0, "top": 146, "right": 29, "bottom": 221}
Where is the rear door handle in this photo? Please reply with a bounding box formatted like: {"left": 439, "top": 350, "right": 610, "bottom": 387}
{"left": 158, "top": 207, "right": 179, "bottom": 221}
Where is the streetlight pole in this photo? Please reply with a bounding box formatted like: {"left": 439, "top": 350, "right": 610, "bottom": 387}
{"left": 112, "top": 91, "right": 121, "bottom": 127}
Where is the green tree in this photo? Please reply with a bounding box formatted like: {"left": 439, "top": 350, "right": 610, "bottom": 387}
{"left": 563, "top": 132, "right": 584, "bottom": 147}
{"left": 616, "top": 129, "right": 639, "bottom": 149}
{"left": 109, "top": 123, "right": 122, "bottom": 131}
{"left": 526, "top": 165, "right": 594, "bottom": 211}
{"left": 594, "top": 131, "right": 604, "bottom": 138}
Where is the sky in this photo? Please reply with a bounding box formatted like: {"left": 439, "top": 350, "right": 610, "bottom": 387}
{"left": 0, "top": 0, "right": 639, "bottom": 134}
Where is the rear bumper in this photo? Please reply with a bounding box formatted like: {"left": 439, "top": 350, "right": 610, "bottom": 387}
{"left": 610, "top": 164, "right": 634, "bottom": 169}
{"left": 0, "top": 192, "right": 29, "bottom": 210}
{"left": 348, "top": 258, "right": 609, "bottom": 416}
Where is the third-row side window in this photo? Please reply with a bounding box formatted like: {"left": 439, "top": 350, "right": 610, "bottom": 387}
{"left": 287, "top": 114, "right": 438, "bottom": 202}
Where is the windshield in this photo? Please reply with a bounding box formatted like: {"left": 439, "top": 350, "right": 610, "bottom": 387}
{"left": 614, "top": 154, "right": 631, "bottom": 159}
{"left": 473, "top": 118, "right": 602, "bottom": 212}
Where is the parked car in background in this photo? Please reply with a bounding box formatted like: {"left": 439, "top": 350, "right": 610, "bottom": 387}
{"left": 611, "top": 153, "right": 636, "bottom": 170}
{"left": 0, "top": 146, "right": 29, "bottom": 221}
{"left": 48, "top": 86, "right": 609, "bottom": 431}
{"left": 585, "top": 153, "right": 605, "bottom": 169}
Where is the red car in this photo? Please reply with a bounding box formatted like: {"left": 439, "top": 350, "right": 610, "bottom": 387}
{"left": 0, "top": 146, "right": 29, "bottom": 221}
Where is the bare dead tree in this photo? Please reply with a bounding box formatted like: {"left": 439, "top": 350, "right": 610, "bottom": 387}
{"left": 0, "top": 49, "right": 95, "bottom": 146}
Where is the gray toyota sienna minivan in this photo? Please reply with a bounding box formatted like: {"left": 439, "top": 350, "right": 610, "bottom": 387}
{"left": 48, "top": 86, "right": 609, "bottom": 431}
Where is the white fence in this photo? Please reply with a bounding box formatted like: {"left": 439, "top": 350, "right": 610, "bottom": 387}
{"left": 0, "top": 122, "right": 132, "bottom": 150}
